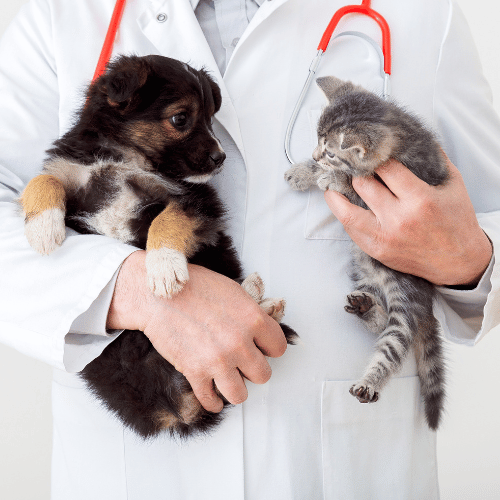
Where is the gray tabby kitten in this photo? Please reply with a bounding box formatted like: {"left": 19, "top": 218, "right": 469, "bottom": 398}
{"left": 285, "top": 76, "right": 447, "bottom": 430}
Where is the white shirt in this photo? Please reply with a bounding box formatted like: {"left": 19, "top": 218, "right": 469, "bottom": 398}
{"left": 196, "top": 0, "right": 263, "bottom": 74}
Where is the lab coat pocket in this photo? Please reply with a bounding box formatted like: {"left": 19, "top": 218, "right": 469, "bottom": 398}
{"left": 321, "top": 376, "right": 439, "bottom": 500}
{"left": 304, "top": 109, "right": 350, "bottom": 240}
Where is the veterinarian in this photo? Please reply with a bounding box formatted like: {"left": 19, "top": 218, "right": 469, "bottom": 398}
{"left": 1, "top": 0, "right": 499, "bottom": 498}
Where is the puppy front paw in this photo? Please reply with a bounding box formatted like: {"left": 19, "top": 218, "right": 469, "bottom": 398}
{"left": 24, "top": 208, "right": 66, "bottom": 255}
{"left": 145, "top": 248, "right": 189, "bottom": 298}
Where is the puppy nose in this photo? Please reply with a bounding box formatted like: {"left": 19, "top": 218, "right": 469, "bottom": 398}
{"left": 210, "top": 150, "right": 226, "bottom": 168}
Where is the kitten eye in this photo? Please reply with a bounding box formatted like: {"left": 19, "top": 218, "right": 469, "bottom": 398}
{"left": 170, "top": 112, "right": 188, "bottom": 129}
{"left": 325, "top": 151, "right": 336, "bottom": 160}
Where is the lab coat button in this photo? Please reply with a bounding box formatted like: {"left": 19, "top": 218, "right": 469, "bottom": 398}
{"left": 231, "top": 38, "right": 239, "bottom": 48}
{"left": 156, "top": 13, "right": 167, "bottom": 23}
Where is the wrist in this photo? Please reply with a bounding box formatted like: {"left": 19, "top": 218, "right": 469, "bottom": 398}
{"left": 106, "top": 250, "right": 153, "bottom": 331}
{"left": 443, "top": 231, "right": 492, "bottom": 288}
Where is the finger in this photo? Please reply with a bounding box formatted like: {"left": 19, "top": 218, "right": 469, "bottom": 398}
{"left": 189, "top": 377, "right": 224, "bottom": 413}
{"left": 253, "top": 315, "right": 287, "bottom": 358}
{"left": 374, "top": 159, "right": 428, "bottom": 199}
{"left": 350, "top": 174, "right": 397, "bottom": 215}
{"left": 238, "top": 348, "right": 273, "bottom": 385}
{"left": 324, "top": 189, "right": 378, "bottom": 237}
{"left": 213, "top": 369, "right": 248, "bottom": 405}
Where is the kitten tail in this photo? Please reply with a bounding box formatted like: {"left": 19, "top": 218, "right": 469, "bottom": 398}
{"left": 414, "top": 315, "right": 446, "bottom": 430}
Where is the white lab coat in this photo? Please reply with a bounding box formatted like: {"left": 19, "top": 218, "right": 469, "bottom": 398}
{"left": 1, "top": 0, "right": 500, "bottom": 498}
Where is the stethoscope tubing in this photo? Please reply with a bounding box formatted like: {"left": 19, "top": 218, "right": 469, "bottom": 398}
{"left": 93, "top": 0, "right": 127, "bottom": 82}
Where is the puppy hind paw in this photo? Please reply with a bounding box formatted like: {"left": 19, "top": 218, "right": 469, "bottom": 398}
{"left": 146, "top": 248, "right": 189, "bottom": 298}
{"left": 259, "top": 297, "right": 286, "bottom": 323}
{"left": 24, "top": 208, "right": 66, "bottom": 255}
{"left": 241, "top": 273, "right": 287, "bottom": 323}
{"left": 241, "top": 272, "right": 265, "bottom": 302}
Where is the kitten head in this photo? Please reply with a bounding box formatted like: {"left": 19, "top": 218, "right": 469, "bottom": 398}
{"left": 313, "top": 76, "right": 396, "bottom": 176}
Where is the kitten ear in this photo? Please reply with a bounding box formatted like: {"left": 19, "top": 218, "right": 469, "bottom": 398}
{"left": 343, "top": 145, "right": 366, "bottom": 159}
{"left": 339, "top": 134, "right": 366, "bottom": 159}
{"left": 316, "top": 76, "right": 356, "bottom": 103}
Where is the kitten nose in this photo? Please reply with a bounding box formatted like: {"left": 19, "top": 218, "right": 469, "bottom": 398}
{"left": 209, "top": 150, "right": 226, "bottom": 168}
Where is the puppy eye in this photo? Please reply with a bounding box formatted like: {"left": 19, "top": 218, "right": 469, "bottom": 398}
{"left": 170, "top": 112, "right": 188, "bottom": 129}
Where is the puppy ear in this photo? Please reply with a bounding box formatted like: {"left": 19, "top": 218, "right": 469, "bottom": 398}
{"left": 209, "top": 77, "right": 222, "bottom": 114}
{"left": 97, "top": 56, "right": 149, "bottom": 111}
{"left": 202, "top": 71, "right": 222, "bottom": 114}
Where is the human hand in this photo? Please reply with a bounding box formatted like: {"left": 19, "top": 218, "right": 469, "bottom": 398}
{"left": 323, "top": 156, "right": 492, "bottom": 287}
{"left": 107, "top": 251, "right": 288, "bottom": 413}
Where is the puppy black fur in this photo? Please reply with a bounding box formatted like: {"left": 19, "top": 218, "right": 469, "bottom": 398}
{"left": 31, "top": 55, "right": 296, "bottom": 439}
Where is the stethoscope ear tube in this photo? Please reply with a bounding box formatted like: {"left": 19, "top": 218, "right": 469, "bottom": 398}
{"left": 284, "top": 50, "right": 324, "bottom": 165}
{"left": 284, "top": 31, "right": 391, "bottom": 165}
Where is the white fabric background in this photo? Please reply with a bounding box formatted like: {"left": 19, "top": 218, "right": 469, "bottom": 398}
{"left": 0, "top": 1, "right": 498, "bottom": 498}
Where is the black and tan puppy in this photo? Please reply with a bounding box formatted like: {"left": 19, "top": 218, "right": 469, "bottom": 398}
{"left": 20, "top": 55, "right": 296, "bottom": 438}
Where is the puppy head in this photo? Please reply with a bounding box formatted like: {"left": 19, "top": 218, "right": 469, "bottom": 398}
{"left": 87, "top": 55, "right": 225, "bottom": 182}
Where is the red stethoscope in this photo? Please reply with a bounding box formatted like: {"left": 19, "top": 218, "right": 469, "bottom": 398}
{"left": 93, "top": 0, "right": 392, "bottom": 164}
{"left": 285, "top": 0, "right": 392, "bottom": 163}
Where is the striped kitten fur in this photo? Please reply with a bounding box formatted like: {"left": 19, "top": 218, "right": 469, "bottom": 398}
{"left": 285, "top": 76, "right": 447, "bottom": 430}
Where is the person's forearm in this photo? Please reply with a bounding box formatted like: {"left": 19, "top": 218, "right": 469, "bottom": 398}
{"left": 106, "top": 250, "right": 288, "bottom": 412}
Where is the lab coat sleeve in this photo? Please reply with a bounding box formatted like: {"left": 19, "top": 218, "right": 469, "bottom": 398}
{"left": 0, "top": 0, "right": 137, "bottom": 372}
{"left": 432, "top": 1, "right": 500, "bottom": 345}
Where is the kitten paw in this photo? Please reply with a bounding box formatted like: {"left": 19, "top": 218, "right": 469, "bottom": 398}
{"left": 316, "top": 172, "right": 338, "bottom": 192}
{"left": 284, "top": 160, "right": 320, "bottom": 191}
{"left": 24, "top": 207, "right": 66, "bottom": 255}
{"left": 146, "top": 248, "right": 189, "bottom": 298}
{"left": 345, "top": 292, "right": 374, "bottom": 316}
{"left": 345, "top": 291, "right": 388, "bottom": 333}
{"left": 350, "top": 383, "right": 379, "bottom": 403}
